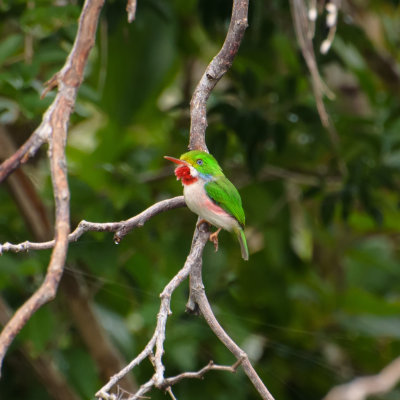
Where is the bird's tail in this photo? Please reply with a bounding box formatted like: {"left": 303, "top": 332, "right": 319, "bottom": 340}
{"left": 236, "top": 228, "right": 249, "bottom": 261}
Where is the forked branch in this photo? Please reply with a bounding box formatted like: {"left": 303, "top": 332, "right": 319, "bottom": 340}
{"left": 98, "top": 0, "right": 274, "bottom": 398}
{"left": 96, "top": 227, "right": 210, "bottom": 400}
{"left": 1, "top": 0, "right": 274, "bottom": 397}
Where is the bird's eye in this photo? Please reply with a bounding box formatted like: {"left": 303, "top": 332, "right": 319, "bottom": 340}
{"left": 196, "top": 159, "right": 203, "bottom": 166}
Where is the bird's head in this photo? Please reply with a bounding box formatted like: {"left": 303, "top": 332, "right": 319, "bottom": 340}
{"left": 164, "top": 150, "right": 223, "bottom": 185}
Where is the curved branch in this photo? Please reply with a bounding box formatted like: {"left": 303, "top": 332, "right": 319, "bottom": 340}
{"left": 96, "top": 0, "right": 275, "bottom": 398}
{"left": 0, "top": 196, "right": 186, "bottom": 254}
{"left": 188, "top": 1, "right": 274, "bottom": 397}
{"left": 324, "top": 356, "right": 400, "bottom": 400}
{"left": 289, "top": 0, "right": 347, "bottom": 177}
{"left": 187, "top": 236, "right": 275, "bottom": 400}
{"left": 0, "top": 0, "right": 105, "bottom": 183}
{"left": 189, "top": 0, "right": 249, "bottom": 151}
{"left": 96, "top": 227, "right": 210, "bottom": 400}
{"left": 0, "top": 0, "right": 105, "bottom": 375}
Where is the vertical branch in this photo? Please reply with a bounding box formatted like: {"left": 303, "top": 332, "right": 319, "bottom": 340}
{"left": 289, "top": 0, "right": 347, "bottom": 175}
{"left": 186, "top": 0, "right": 275, "bottom": 398}
{"left": 189, "top": 0, "right": 249, "bottom": 151}
{"left": 0, "top": 0, "right": 105, "bottom": 375}
{"left": 289, "top": 0, "right": 333, "bottom": 128}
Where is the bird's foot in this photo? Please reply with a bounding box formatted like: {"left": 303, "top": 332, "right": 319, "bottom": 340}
{"left": 209, "top": 228, "right": 221, "bottom": 252}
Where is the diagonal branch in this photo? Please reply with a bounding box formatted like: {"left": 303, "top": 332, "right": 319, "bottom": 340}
{"left": 96, "top": 0, "right": 275, "bottom": 398}
{"left": 189, "top": 0, "right": 249, "bottom": 151}
{"left": 187, "top": 235, "right": 275, "bottom": 400}
{"left": 96, "top": 227, "right": 210, "bottom": 400}
{"left": 324, "top": 356, "right": 400, "bottom": 400}
{"left": 0, "top": 0, "right": 105, "bottom": 183}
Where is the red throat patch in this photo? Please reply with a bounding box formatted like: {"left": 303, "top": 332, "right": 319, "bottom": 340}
{"left": 174, "top": 165, "right": 198, "bottom": 185}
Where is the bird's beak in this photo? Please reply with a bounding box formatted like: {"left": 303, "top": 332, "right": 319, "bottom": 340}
{"left": 164, "top": 156, "right": 188, "bottom": 166}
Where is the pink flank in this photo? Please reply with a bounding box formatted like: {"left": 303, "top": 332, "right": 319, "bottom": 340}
{"left": 203, "top": 195, "right": 227, "bottom": 215}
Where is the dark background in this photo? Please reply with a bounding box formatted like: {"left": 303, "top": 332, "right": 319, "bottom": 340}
{"left": 1, "top": 0, "right": 400, "bottom": 399}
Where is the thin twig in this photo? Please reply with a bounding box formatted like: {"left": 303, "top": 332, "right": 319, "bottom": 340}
{"left": 163, "top": 359, "right": 242, "bottom": 387}
{"left": 126, "top": 0, "right": 137, "bottom": 23}
{"left": 324, "top": 356, "right": 400, "bottom": 400}
{"left": 97, "top": 0, "right": 275, "bottom": 398}
{"left": 289, "top": 0, "right": 347, "bottom": 177}
{"left": 0, "top": 196, "right": 186, "bottom": 254}
{"left": 320, "top": 0, "right": 340, "bottom": 54}
{"left": 166, "top": 387, "right": 177, "bottom": 400}
{"left": 289, "top": 1, "right": 337, "bottom": 138}
{"left": 96, "top": 228, "right": 210, "bottom": 400}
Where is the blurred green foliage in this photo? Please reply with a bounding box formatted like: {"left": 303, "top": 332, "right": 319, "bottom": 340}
{"left": 2, "top": 0, "right": 400, "bottom": 399}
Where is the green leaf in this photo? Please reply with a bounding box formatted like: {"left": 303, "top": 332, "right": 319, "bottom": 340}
{"left": 0, "top": 34, "right": 23, "bottom": 66}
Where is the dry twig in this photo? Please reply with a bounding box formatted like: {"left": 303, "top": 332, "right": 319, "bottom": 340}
{"left": 95, "top": 227, "right": 209, "bottom": 400}
{"left": 289, "top": 0, "right": 347, "bottom": 177}
{"left": 1, "top": 0, "right": 275, "bottom": 397}
{"left": 324, "top": 356, "right": 400, "bottom": 400}
{"left": 126, "top": 0, "right": 137, "bottom": 23}
{"left": 189, "top": 0, "right": 248, "bottom": 151}
{"left": 186, "top": 230, "right": 275, "bottom": 400}
{"left": 98, "top": 0, "right": 274, "bottom": 398}
{"left": 0, "top": 196, "right": 186, "bottom": 254}
{"left": 0, "top": 0, "right": 105, "bottom": 375}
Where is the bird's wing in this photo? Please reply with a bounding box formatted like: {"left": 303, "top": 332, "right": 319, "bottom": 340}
{"left": 205, "top": 177, "right": 245, "bottom": 228}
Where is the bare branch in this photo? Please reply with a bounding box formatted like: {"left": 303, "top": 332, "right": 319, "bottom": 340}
{"left": 0, "top": 0, "right": 105, "bottom": 375}
{"left": 0, "top": 133, "right": 47, "bottom": 183}
{"left": 97, "top": 223, "right": 275, "bottom": 400}
{"left": 166, "top": 387, "right": 177, "bottom": 400}
{"left": 187, "top": 237, "right": 275, "bottom": 400}
{"left": 189, "top": 0, "right": 249, "bottom": 151}
{"left": 324, "top": 356, "right": 400, "bottom": 400}
{"left": 0, "top": 296, "right": 80, "bottom": 400}
{"left": 289, "top": 0, "right": 338, "bottom": 141}
{"left": 97, "top": 0, "right": 275, "bottom": 398}
{"left": 163, "top": 359, "right": 242, "bottom": 387}
{"left": 0, "top": 0, "right": 105, "bottom": 183}
{"left": 320, "top": 0, "right": 340, "bottom": 54}
{"left": 126, "top": 0, "right": 137, "bottom": 23}
{"left": 96, "top": 227, "right": 210, "bottom": 400}
{"left": 0, "top": 196, "right": 186, "bottom": 254}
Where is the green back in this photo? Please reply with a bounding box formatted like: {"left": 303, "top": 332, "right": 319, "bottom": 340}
{"left": 205, "top": 177, "right": 246, "bottom": 228}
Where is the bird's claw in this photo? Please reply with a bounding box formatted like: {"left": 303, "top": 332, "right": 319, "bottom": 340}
{"left": 209, "top": 228, "right": 221, "bottom": 252}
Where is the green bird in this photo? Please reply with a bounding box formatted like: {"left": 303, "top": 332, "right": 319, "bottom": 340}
{"left": 164, "top": 150, "right": 249, "bottom": 260}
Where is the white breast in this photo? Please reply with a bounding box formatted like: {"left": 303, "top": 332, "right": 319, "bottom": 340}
{"left": 183, "top": 180, "right": 239, "bottom": 232}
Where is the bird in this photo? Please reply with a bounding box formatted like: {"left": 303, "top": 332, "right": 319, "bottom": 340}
{"left": 164, "top": 150, "right": 249, "bottom": 260}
